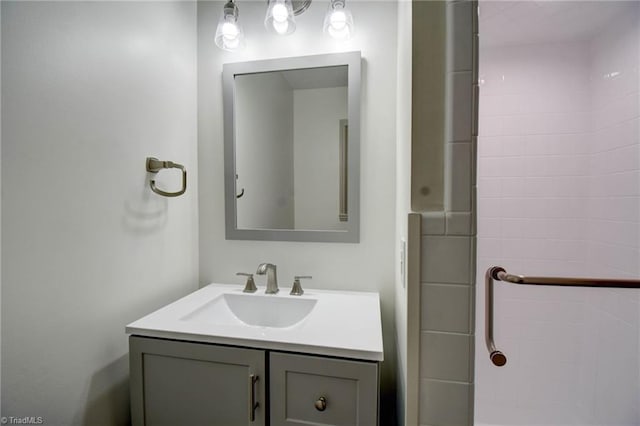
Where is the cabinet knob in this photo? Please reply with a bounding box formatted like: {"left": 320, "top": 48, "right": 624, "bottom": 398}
{"left": 314, "top": 396, "right": 327, "bottom": 411}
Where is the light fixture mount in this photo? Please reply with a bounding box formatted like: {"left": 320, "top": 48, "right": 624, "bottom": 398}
{"left": 291, "top": 0, "right": 312, "bottom": 15}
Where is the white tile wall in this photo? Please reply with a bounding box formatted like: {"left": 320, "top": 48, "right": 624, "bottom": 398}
{"left": 475, "top": 3, "right": 640, "bottom": 425}
{"left": 581, "top": 6, "right": 640, "bottom": 424}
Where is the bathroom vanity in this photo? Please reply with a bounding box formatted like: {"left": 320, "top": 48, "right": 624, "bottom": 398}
{"left": 126, "top": 284, "right": 383, "bottom": 426}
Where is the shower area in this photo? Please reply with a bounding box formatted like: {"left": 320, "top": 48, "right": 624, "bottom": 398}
{"left": 474, "top": 1, "right": 640, "bottom": 425}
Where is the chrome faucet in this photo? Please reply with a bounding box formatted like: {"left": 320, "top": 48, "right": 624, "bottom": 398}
{"left": 256, "top": 263, "right": 278, "bottom": 294}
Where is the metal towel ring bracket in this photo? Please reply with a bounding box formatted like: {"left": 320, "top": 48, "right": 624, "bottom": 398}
{"left": 146, "top": 157, "right": 187, "bottom": 197}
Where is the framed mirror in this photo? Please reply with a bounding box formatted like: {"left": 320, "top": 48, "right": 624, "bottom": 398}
{"left": 223, "top": 51, "right": 361, "bottom": 242}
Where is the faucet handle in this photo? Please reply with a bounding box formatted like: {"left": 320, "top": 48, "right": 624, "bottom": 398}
{"left": 237, "top": 272, "right": 257, "bottom": 293}
{"left": 291, "top": 276, "right": 312, "bottom": 296}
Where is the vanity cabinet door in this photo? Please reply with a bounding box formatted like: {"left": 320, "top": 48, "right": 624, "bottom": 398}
{"left": 129, "top": 336, "right": 266, "bottom": 426}
{"left": 269, "top": 352, "right": 378, "bottom": 426}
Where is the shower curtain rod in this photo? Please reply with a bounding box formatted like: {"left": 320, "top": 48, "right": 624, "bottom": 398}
{"left": 485, "top": 266, "right": 640, "bottom": 367}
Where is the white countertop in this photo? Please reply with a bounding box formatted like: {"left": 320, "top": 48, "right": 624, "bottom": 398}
{"left": 126, "top": 283, "right": 384, "bottom": 362}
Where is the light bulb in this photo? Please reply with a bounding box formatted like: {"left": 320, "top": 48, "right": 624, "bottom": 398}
{"left": 265, "top": 0, "right": 295, "bottom": 35}
{"left": 271, "top": 3, "right": 289, "bottom": 23}
{"left": 222, "top": 21, "right": 239, "bottom": 39}
{"left": 215, "top": 1, "right": 244, "bottom": 51}
{"left": 222, "top": 29, "right": 240, "bottom": 50}
{"left": 324, "top": 0, "right": 354, "bottom": 41}
{"left": 329, "top": 10, "right": 347, "bottom": 30}
{"left": 273, "top": 20, "right": 289, "bottom": 34}
{"left": 328, "top": 22, "right": 351, "bottom": 39}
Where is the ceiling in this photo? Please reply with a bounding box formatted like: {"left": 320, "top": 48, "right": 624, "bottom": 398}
{"left": 479, "top": 0, "right": 637, "bottom": 47}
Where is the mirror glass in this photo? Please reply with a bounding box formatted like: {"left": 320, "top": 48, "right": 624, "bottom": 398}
{"left": 235, "top": 67, "right": 348, "bottom": 231}
{"left": 223, "top": 52, "right": 360, "bottom": 243}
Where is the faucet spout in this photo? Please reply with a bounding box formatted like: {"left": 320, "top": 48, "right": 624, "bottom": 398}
{"left": 256, "top": 263, "right": 279, "bottom": 294}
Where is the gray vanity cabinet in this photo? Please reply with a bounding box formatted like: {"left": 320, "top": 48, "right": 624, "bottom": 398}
{"left": 130, "top": 336, "right": 378, "bottom": 426}
{"left": 129, "top": 336, "right": 266, "bottom": 426}
{"left": 270, "top": 352, "right": 378, "bottom": 426}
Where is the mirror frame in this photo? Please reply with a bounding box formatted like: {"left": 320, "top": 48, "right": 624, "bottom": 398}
{"left": 223, "top": 51, "right": 361, "bottom": 243}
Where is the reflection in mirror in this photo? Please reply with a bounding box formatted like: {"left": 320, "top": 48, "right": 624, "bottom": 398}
{"left": 235, "top": 67, "right": 348, "bottom": 231}
{"left": 223, "top": 52, "right": 361, "bottom": 243}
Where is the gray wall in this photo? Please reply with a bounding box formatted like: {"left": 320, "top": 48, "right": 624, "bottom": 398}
{"left": 198, "top": 1, "right": 398, "bottom": 422}
{"left": 394, "top": 1, "right": 414, "bottom": 425}
{"left": 1, "top": 2, "right": 199, "bottom": 424}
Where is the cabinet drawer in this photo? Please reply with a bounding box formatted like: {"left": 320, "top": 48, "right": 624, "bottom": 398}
{"left": 270, "top": 352, "right": 378, "bottom": 426}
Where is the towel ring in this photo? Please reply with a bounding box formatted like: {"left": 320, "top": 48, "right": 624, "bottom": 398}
{"left": 146, "top": 157, "right": 187, "bottom": 197}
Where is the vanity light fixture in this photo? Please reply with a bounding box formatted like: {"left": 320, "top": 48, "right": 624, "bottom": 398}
{"left": 215, "top": 0, "right": 354, "bottom": 51}
{"left": 215, "top": 0, "right": 245, "bottom": 52}
{"left": 264, "top": 0, "right": 296, "bottom": 35}
{"left": 323, "top": 0, "right": 354, "bottom": 41}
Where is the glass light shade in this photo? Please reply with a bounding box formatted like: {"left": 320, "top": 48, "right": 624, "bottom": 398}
{"left": 323, "top": 0, "right": 354, "bottom": 40}
{"left": 265, "top": 0, "right": 296, "bottom": 35}
{"left": 215, "top": 1, "right": 245, "bottom": 52}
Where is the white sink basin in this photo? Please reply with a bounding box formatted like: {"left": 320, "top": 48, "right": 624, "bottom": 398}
{"left": 182, "top": 293, "right": 317, "bottom": 328}
{"left": 126, "top": 284, "right": 384, "bottom": 361}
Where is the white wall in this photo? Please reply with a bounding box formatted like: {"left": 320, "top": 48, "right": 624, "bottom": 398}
{"left": 235, "top": 72, "right": 294, "bottom": 229}
{"left": 1, "top": 2, "right": 198, "bottom": 424}
{"left": 475, "top": 4, "right": 639, "bottom": 424}
{"left": 197, "top": 1, "right": 398, "bottom": 421}
{"left": 293, "top": 86, "right": 347, "bottom": 230}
